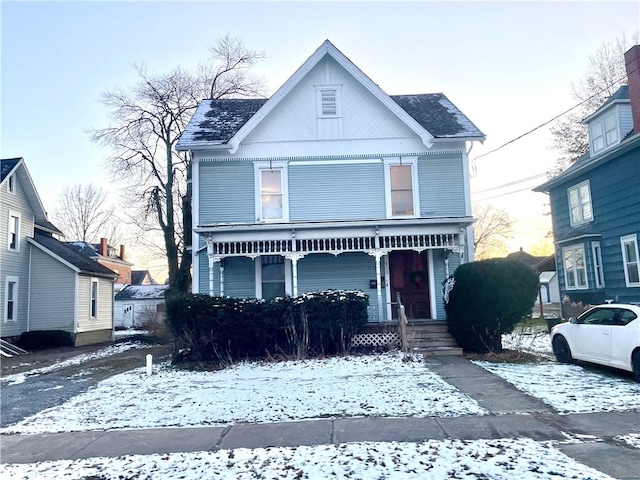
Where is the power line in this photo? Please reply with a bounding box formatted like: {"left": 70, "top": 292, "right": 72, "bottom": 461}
{"left": 471, "top": 172, "right": 549, "bottom": 195}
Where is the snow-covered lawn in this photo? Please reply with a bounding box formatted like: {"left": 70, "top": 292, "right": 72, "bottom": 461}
{"left": 474, "top": 361, "right": 640, "bottom": 414}
{"left": 502, "top": 330, "right": 553, "bottom": 357}
{"left": 1, "top": 353, "right": 487, "bottom": 434}
{"left": 0, "top": 342, "right": 153, "bottom": 386}
{"left": 0, "top": 438, "right": 615, "bottom": 480}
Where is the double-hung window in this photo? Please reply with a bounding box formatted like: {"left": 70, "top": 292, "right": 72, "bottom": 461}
{"left": 90, "top": 279, "right": 98, "bottom": 318}
{"left": 255, "top": 255, "right": 291, "bottom": 299}
{"left": 563, "top": 245, "right": 588, "bottom": 290}
{"left": 568, "top": 181, "right": 593, "bottom": 226}
{"left": 620, "top": 234, "right": 640, "bottom": 287}
{"left": 590, "top": 111, "right": 619, "bottom": 154}
{"left": 7, "top": 211, "right": 20, "bottom": 251}
{"left": 4, "top": 277, "right": 18, "bottom": 322}
{"left": 255, "top": 162, "right": 288, "bottom": 222}
{"left": 384, "top": 158, "right": 418, "bottom": 218}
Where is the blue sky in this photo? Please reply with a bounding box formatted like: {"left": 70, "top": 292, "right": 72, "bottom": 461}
{"left": 1, "top": 0, "right": 639, "bottom": 272}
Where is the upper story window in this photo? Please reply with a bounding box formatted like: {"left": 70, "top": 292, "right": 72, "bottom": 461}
{"left": 590, "top": 111, "right": 619, "bottom": 154}
{"left": 567, "top": 181, "right": 593, "bottom": 226}
{"left": 620, "top": 234, "right": 640, "bottom": 287}
{"left": 4, "top": 277, "right": 18, "bottom": 322}
{"left": 316, "top": 86, "right": 341, "bottom": 117}
{"left": 7, "top": 211, "right": 20, "bottom": 251}
{"left": 7, "top": 174, "right": 16, "bottom": 194}
{"left": 562, "top": 244, "right": 588, "bottom": 290}
{"left": 384, "top": 158, "right": 419, "bottom": 218}
{"left": 255, "top": 162, "right": 288, "bottom": 222}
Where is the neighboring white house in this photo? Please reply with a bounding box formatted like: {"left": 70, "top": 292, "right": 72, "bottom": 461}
{"left": 114, "top": 285, "right": 170, "bottom": 328}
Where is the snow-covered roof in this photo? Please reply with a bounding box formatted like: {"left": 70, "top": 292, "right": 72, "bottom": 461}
{"left": 115, "top": 285, "right": 170, "bottom": 300}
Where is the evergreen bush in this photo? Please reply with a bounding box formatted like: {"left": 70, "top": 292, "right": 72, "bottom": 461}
{"left": 444, "top": 259, "right": 539, "bottom": 353}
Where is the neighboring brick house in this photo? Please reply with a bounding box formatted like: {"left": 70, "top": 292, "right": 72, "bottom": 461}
{"left": 535, "top": 45, "right": 640, "bottom": 306}
{"left": 177, "top": 40, "right": 485, "bottom": 322}
{"left": 68, "top": 238, "right": 133, "bottom": 287}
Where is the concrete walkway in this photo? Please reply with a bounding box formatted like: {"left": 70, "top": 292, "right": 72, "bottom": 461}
{"left": 2, "top": 356, "right": 639, "bottom": 479}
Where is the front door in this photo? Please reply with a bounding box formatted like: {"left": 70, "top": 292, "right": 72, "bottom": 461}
{"left": 389, "top": 251, "right": 431, "bottom": 320}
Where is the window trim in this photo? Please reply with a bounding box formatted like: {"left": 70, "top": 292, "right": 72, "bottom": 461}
{"left": 7, "top": 210, "right": 21, "bottom": 252}
{"left": 254, "top": 161, "right": 289, "bottom": 222}
{"left": 590, "top": 110, "right": 620, "bottom": 154}
{"left": 90, "top": 279, "right": 99, "bottom": 318}
{"left": 620, "top": 234, "right": 640, "bottom": 287}
{"left": 4, "top": 276, "right": 19, "bottom": 323}
{"left": 591, "top": 241, "right": 605, "bottom": 289}
{"left": 567, "top": 180, "right": 593, "bottom": 226}
{"left": 7, "top": 174, "right": 16, "bottom": 194}
{"left": 562, "top": 244, "right": 588, "bottom": 290}
{"left": 315, "top": 85, "right": 342, "bottom": 118}
{"left": 384, "top": 157, "right": 419, "bottom": 218}
{"left": 255, "top": 256, "right": 292, "bottom": 299}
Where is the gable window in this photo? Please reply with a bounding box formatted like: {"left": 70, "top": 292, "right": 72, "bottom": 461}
{"left": 255, "top": 162, "right": 288, "bottom": 222}
{"left": 90, "top": 279, "right": 98, "bottom": 318}
{"left": 620, "top": 234, "right": 640, "bottom": 287}
{"left": 563, "top": 245, "right": 588, "bottom": 290}
{"left": 592, "top": 242, "right": 605, "bottom": 289}
{"left": 384, "top": 158, "right": 418, "bottom": 218}
{"left": 316, "top": 86, "right": 341, "bottom": 117}
{"left": 567, "top": 181, "right": 593, "bottom": 226}
{"left": 7, "top": 174, "right": 15, "bottom": 194}
{"left": 590, "top": 111, "right": 619, "bottom": 154}
{"left": 7, "top": 211, "right": 20, "bottom": 251}
{"left": 4, "top": 277, "right": 18, "bottom": 322}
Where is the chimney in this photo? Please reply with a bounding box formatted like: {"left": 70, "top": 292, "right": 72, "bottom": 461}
{"left": 624, "top": 45, "right": 640, "bottom": 134}
{"left": 120, "top": 245, "right": 126, "bottom": 261}
{"left": 100, "top": 237, "right": 108, "bottom": 256}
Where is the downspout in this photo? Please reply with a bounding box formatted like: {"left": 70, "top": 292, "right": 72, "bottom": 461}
{"left": 27, "top": 244, "right": 32, "bottom": 332}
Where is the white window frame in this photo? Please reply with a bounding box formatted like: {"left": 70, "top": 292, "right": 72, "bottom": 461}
{"left": 90, "top": 279, "right": 99, "bottom": 318}
{"left": 567, "top": 180, "right": 593, "bottom": 226}
{"left": 315, "top": 85, "right": 342, "bottom": 118}
{"left": 562, "top": 244, "right": 588, "bottom": 290}
{"left": 591, "top": 241, "right": 605, "bottom": 289}
{"left": 590, "top": 111, "right": 619, "bottom": 154}
{"left": 384, "top": 157, "right": 419, "bottom": 218}
{"left": 7, "top": 210, "right": 21, "bottom": 252}
{"left": 255, "top": 256, "right": 292, "bottom": 299}
{"left": 620, "top": 234, "right": 640, "bottom": 287}
{"left": 7, "top": 174, "right": 16, "bottom": 194}
{"left": 4, "top": 276, "right": 19, "bottom": 322}
{"left": 254, "top": 161, "right": 289, "bottom": 222}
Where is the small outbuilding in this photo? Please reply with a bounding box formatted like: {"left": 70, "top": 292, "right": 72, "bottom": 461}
{"left": 114, "top": 285, "right": 170, "bottom": 329}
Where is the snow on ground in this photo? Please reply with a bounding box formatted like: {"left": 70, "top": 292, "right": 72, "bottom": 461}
{"left": 0, "top": 438, "right": 614, "bottom": 480}
{"left": 474, "top": 361, "right": 640, "bottom": 414}
{"left": 615, "top": 433, "right": 640, "bottom": 449}
{"left": 0, "top": 342, "right": 153, "bottom": 386}
{"left": 502, "top": 330, "right": 553, "bottom": 357}
{"left": 2, "top": 353, "right": 487, "bottom": 434}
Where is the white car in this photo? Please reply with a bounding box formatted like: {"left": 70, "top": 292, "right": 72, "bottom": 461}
{"left": 551, "top": 303, "right": 640, "bottom": 382}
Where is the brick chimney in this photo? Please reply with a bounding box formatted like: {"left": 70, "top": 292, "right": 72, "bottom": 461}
{"left": 99, "top": 237, "right": 108, "bottom": 256}
{"left": 624, "top": 45, "right": 640, "bottom": 134}
{"left": 120, "top": 245, "right": 126, "bottom": 261}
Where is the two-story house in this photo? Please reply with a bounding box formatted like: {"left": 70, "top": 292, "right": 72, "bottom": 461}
{"left": 68, "top": 238, "right": 133, "bottom": 288}
{"left": 535, "top": 45, "right": 640, "bottom": 307}
{"left": 1, "top": 157, "right": 117, "bottom": 347}
{"left": 177, "top": 40, "right": 485, "bottom": 322}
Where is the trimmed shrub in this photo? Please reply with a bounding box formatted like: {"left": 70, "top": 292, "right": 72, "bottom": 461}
{"left": 165, "top": 290, "right": 369, "bottom": 364}
{"left": 19, "top": 330, "right": 74, "bottom": 350}
{"left": 445, "top": 259, "right": 539, "bottom": 353}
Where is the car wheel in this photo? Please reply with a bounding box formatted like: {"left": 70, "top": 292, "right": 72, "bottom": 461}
{"left": 552, "top": 335, "right": 574, "bottom": 364}
{"left": 632, "top": 351, "right": 640, "bottom": 383}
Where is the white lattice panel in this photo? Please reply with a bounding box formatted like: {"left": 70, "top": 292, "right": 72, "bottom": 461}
{"left": 351, "top": 332, "right": 400, "bottom": 347}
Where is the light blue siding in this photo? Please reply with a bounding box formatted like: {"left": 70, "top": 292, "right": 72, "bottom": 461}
{"left": 289, "top": 163, "right": 385, "bottom": 221}
{"left": 198, "top": 254, "right": 256, "bottom": 298}
{"left": 418, "top": 154, "right": 466, "bottom": 217}
{"left": 199, "top": 161, "right": 255, "bottom": 224}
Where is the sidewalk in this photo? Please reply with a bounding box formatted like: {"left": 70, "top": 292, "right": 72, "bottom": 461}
{"left": 2, "top": 356, "right": 639, "bottom": 479}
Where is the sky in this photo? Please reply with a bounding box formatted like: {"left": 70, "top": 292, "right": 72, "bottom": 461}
{"left": 2, "top": 0, "right": 639, "bottom": 278}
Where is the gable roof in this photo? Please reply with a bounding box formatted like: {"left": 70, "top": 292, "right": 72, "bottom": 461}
{"left": 131, "top": 270, "right": 158, "bottom": 285}
{"left": 115, "top": 284, "right": 170, "bottom": 300}
{"left": 582, "top": 85, "right": 629, "bottom": 123}
{"left": 177, "top": 40, "right": 484, "bottom": 152}
{"left": 0, "top": 158, "right": 48, "bottom": 221}
{"left": 1, "top": 157, "right": 21, "bottom": 183}
{"left": 29, "top": 233, "right": 118, "bottom": 279}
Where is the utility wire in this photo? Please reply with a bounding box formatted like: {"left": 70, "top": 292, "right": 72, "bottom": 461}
{"left": 471, "top": 171, "right": 549, "bottom": 195}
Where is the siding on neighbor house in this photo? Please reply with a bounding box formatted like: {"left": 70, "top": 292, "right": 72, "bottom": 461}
{"left": 76, "top": 276, "right": 113, "bottom": 333}
{"left": 618, "top": 105, "right": 634, "bottom": 138}
{"left": 289, "top": 162, "right": 386, "bottom": 221}
{"left": 418, "top": 154, "right": 466, "bottom": 217}
{"left": 199, "top": 161, "right": 255, "bottom": 225}
{"left": 28, "top": 246, "right": 76, "bottom": 332}
{"left": 0, "top": 175, "right": 35, "bottom": 337}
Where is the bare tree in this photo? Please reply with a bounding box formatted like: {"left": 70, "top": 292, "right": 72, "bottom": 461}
{"left": 90, "top": 35, "right": 265, "bottom": 292}
{"left": 549, "top": 32, "right": 638, "bottom": 174}
{"left": 52, "top": 183, "right": 115, "bottom": 243}
{"left": 472, "top": 204, "right": 515, "bottom": 260}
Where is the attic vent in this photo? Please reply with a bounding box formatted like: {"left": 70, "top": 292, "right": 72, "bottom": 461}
{"left": 321, "top": 90, "right": 337, "bottom": 115}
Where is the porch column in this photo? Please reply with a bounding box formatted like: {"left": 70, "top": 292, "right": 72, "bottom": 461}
{"left": 286, "top": 253, "right": 304, "bottom": 297}
{"left": 375, "top": 252, "right": 383, "bottom": 322}
{"left": 205, "top": 236, "right": 222, "bottom": 296}
{"left": 219, "top": 260, "right": 225, "bottom": 297}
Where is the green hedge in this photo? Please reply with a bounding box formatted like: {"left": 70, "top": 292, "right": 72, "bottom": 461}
{"left": 444, "top": 259, "right": 539, "bottom": 353}
{"left": 165, "top": 290, "right": 369, "bottom": 363}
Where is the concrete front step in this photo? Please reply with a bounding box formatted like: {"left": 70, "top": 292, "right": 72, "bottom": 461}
{"left": 411, "top": 346, "right": 464, "bottom": 356}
